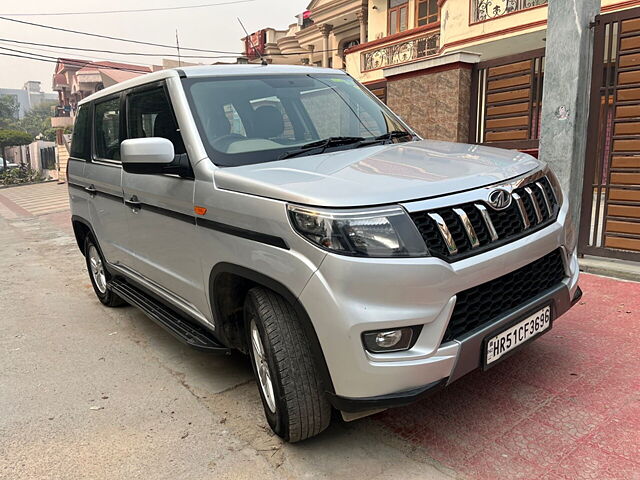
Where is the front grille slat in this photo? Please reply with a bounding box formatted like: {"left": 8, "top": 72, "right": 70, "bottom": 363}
{"left": 409, "top": 175, "right": 560, "bottom": 262}
{"left": 441, "top": 249, "right": 566, "bottom": 343}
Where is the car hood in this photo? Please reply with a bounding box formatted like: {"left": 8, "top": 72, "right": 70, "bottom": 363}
{"left": 213, "top": 140, "right": 541, "bottom": 208}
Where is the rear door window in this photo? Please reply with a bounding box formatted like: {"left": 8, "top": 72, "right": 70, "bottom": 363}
{"left": 94, "top": 97, "right": 121, "bottom": 161}
{"left": 70, "top": 104, "right": 91, "bottom": 159}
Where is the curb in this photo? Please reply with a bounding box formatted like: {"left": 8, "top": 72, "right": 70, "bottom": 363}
{"left": 579, "top": 257, "right": 639, "bottom": 283}
{"left": 0, "top": 179, "right": 59, "bottom": 190}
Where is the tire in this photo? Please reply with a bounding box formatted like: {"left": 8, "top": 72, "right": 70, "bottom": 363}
{"left": 244, "top": 287, "right": 332, "bottom": 442}
{"left": 84, "top": 236, "right": 125, "bottom": 307}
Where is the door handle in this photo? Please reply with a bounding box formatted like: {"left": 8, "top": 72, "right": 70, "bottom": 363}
{"left": 84, "top": 184, "right": 97, "bottom": 196}
{"left": 125, "top": 195, "right": 141, "bottom": 210}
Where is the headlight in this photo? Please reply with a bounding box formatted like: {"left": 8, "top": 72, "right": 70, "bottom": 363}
{"left": 287, "top": 205, "right": 428, "bottom": 257}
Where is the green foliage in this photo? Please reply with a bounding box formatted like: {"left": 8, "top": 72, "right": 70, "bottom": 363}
{"left": 18, "top": 101, "right": 57, "bottom": 139}
{"left": 0, "top": 98, "right": 60, "bottom": 142}
{"left": 0, "top": 164, "right": 44, "bottom": 186}
{"left": 0, "top": 129, "right": 32, "bottom": 148}
{"left": 0, "top": 95, "right": 19, "bottom": 129}
{"left": 0, "top": 129, "right": 33, "bottom": 168}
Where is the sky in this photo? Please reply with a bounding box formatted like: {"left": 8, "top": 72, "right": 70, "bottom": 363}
{"left": 0, "top": 0, "right": 309, "bottom": 91}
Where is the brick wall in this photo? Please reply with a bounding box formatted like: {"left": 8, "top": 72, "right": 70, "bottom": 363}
{"left": 386, "top": 64, "right": 472, "bottom": 143}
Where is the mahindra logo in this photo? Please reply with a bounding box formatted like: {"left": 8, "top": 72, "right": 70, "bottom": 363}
{"left": 488, "top": 189, "right": 512, "bottom": 210}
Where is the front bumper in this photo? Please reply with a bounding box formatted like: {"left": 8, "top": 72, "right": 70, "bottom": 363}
{"left": 328, "top": 282, "right": 582, "bottom": 413}
{"left": 298, "top": 194, "right": 580, "bottom": 406}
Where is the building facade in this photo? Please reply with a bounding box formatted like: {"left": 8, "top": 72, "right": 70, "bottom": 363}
{"left": 51, "top": 58, "right": 152, "bottom": 126}
{"left": 0, "top": 81, "right": 57, "bottom": 119}
{"left": 241, "top": 0, "right": 368, "bottom": 69}
{"left": 345, "top": 0, "right": 640, "bottom": 147}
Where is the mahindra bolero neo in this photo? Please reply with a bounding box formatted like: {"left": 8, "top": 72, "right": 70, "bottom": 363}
{"left": 67, "top": 65, "right": 581, "bottom": 442}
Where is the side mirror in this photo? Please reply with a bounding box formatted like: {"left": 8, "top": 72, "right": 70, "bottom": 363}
{"left": 120, "top": 137, "right": 175, "bottom": 166}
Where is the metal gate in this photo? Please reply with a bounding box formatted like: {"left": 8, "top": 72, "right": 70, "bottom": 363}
{"left": 580, "top": 8, "right": 640, "bottom": 260}
{"left": 469, "top": 48, "right": 545, "bottom": 157}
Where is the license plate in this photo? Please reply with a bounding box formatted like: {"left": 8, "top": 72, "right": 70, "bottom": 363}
{"left": 485, "top": 306, "right": 551, "bottom": 366}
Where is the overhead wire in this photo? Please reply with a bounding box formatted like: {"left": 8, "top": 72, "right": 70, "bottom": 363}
{"left": 0, "top": 37, "right": 243, "bottom": 60}
{"left": 0, "top": 16, "right": 242, "bottom": 54}
{"left": 0, "top": 47, "right": 153, "bottom": 73}
{"left": 0, "top": 0, "right": 257, "bottom": 17}
{"left": 0, "top": 41, "right": 155, "bottom": 67}
{"left": 0, "top": 17, "right": 345, "bottom": 57}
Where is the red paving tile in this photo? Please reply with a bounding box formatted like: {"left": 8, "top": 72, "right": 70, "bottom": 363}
{"left": 547, "top": 443, "right": 640, "bottom": 480}
{"left": 373, "top": 273, "right": 640, "bottom": 479}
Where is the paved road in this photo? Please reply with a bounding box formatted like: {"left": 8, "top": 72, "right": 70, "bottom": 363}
{"left": 1, "top": 183, "right": 638, "bottom": 480}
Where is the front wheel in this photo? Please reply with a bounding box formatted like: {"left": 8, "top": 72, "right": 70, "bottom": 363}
{"left": 244, "top": 287, "right": 331, "bottom": 442}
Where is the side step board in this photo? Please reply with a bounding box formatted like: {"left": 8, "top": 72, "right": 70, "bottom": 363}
{"left": 109, "top": 279, "right": 230, "bottom": 354}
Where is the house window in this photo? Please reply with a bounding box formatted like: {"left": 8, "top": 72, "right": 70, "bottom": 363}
{"left": 417, "top": 0, "right": 439, "bottom": 26}
{"left": 388, "top": 0, "right": 409, "bottom": 35}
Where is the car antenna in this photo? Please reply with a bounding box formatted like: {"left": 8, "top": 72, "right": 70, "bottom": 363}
{"left": 238, "top": 17, "right": 268, "bottom": 66}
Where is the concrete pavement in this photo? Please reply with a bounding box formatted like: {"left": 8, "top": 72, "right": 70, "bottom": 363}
{"left": 1, "top": 182, "right": 638, "bottom": 480}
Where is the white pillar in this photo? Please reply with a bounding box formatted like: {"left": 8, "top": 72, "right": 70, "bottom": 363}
{"left": 319, "top": 24, "right": 333, "bottom": 68}
{"left": 356, "top": 8, "right": 367, "bottom": 44}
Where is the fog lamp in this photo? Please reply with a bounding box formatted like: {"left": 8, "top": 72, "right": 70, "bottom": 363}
{"left": 362, "top": 326, "right": 421, "bottom": 353}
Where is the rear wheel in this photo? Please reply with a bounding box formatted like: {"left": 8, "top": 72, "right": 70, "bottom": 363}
{"left": 244, "top": 287, "right": 331, "bottom": 442}
{"left": 84, "top": 236, "right": 125, "bottom": 307}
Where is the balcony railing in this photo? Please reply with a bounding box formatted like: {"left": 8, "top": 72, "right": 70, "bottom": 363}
{"left": 472, "top": 0, "right": 547, "bottom": 23}
{"left": 361, "top": 30, "right": 440, "bottom": 72}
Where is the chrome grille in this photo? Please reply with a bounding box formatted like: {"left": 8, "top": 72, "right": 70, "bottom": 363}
{"left": 410, "top": 176, "right": 559, "bottom": 261}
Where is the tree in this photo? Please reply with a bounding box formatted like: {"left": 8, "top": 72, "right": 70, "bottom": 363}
{"left": 18, "top": 101, "right": 58, "bottom": 139}
{"left": 0, "top": 95, "right": 20, "bottom": 129}
{"left": 0, "top": 129, "right": 33, "bottom": 168}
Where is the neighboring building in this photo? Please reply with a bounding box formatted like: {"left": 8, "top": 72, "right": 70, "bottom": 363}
{"left": 3, "top": 140, "right": 57, "bottom": 179}
{"left": 51, "top": 57, "right": 152, "bottom": 183}
{"left": 342, "top": 0, "right": 640, "bottom": 149}
{"left": 241, "top": 0, "right": 368, "bottom": 69}
{"left": 51, "top": 58, "right": 152, "bottom": 122}
{"left": 0, "top": 81, "right": 57, "bottom": 119}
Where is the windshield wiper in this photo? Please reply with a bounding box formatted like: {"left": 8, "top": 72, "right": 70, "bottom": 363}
{"left": 278, "top": 136, "right": 365, "bottom": 160}
{"left": 356, "top": 130, "right": 415, "bottom": 148}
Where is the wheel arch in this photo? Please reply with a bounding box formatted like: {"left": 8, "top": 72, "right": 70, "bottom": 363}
{"left": 71, "top": 215, "right": 96, "bottom": 255}
{"left": 209, "top": 262, "right": 335, "bottom": 395}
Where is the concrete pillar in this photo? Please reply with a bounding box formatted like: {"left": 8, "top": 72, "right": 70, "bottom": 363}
{"left": 539, "top": 0, "right": 600, "bottom": 236}
{"left": 319, "top": 24, "right": 333, "bottom": 68}
{"left": 356, "top": 8, "right": 367, "bottom": 44}
{"left": 384, "top": 52, "right": 480, "bottom": 142}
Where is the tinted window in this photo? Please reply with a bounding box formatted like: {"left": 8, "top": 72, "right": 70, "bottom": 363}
{"left": 127, "top": 87, "right": 185, "bottom": 154}
{"left": 70, "top": 104, "right": 91, "bottom": 159}
{"left": 94, "top": 97, "right": 121, "bottom": 160}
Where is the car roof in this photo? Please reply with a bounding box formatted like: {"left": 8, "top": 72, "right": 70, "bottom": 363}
{"left": 79, "top": 65, "right": 344, "bottom": 106}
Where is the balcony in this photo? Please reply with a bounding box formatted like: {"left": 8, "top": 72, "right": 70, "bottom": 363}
{"left": 471, "top": 0, "right": 548, "bottom": 24}
{"left": 345, "top": 26, "right": 440, "bottom": 77}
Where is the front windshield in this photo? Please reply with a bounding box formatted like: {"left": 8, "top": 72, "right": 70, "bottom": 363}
{"left": 182, "top": 74, "right": 413, "bottom": 167}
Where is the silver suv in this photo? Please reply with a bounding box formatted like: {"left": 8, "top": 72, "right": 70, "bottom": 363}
{"left": 68, "top": 65, "right": 581, "bottom": 442}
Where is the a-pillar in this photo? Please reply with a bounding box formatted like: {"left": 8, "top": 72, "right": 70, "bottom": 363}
{"left": 318, "top": 24, "right": 333, "bottom": 68}
{"left": 539, "top": 0, "right": 601, "bottom": 237}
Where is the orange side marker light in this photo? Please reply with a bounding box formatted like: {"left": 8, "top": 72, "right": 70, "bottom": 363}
{"left": 194, "top": 206, "right": 207, "bottom": 216}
